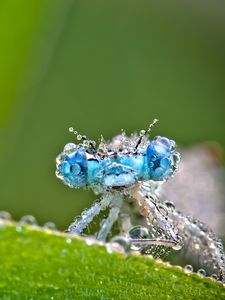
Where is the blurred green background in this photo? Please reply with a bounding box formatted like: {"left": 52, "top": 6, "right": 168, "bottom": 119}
{"left": 0, "top": 0, "right": 225, "bottom": 230}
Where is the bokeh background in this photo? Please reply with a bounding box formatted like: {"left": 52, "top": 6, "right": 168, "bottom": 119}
{"left": 0, "top": 0, "right": 225, "bottom": 234}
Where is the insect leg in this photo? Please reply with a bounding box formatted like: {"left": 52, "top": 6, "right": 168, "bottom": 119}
{"left": 119, "top": 201, "right": 133, "bottom": 236}
{"left": 67, "top": 194, "right": 111, "bottom": 234}
{"left": 96, "top": 192, "right": 124, "bottom": 241}
{"left": 131, "top": 183, "right": 182, "bottom": 246}
{"left": 129, "top": 237, "right": 177, "bottom": 248}
{"left": 96, "top": 206, "right": 120, "bottom": 241}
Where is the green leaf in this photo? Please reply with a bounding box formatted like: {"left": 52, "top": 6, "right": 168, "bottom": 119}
{"left": 0, "top": 221, "right": 224, "bottom": 299}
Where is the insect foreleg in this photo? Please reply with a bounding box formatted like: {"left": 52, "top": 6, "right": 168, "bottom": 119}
{"left": 129, "top": 237, "right": 177, "bottom": 248}
{"left": 67, "top": 194, "right": 111, "bottom": 234}
{"left": 96, "top": 192, "right": 124, "bottom": 241}
{"left": 96, "top": 206, "right": 120, "bottom": 241}
{"left": 131, "top": 183, "right": 181, "bottom": 246}
{"left": 119, "top": 203, "right": 133, "bottom": 236}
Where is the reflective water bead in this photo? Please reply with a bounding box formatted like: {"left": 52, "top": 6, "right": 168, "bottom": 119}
{"left": 19, "top": 215, "right": 38, "bottom": 225}
{"left": 149, "top": 161, "right": 154, "bottom": 168}
{"left": 197, "top": 269, "right": 206, "bottom": 277}
{"left": 210, "top": 274, "right": 218, "bottom": 281}
{"left": 111, "top": 236, "right": 131, "bottom": 253}
{"left": 164, "top": 201, "right": 175, "bottom": 212}
{"left": 43, "top": 222, "right": 57, "bottom": 231}
{"left": 160, "top": 157, "right": 171, "bottom": 169}
{"left": 184, "top": 265, "right": 193, "bottom": 273}
{"left": 173, "top": 153, "right": 181, "bottom": 164}
{"left": 64, "top": 143, "right": 76, "bottom": 153}
{"left": 172, "top": 238, "right": 184, "bottom": 251}
{"left": 151, "top": 155, "right": 157, "bottom": 161}
{"left": 56, "top": 154, "right": 63, "bottom": 165}
{"left": 59, "top": 161, "right": 70, "bottom": 175}
{"left": 170, "top": 139, "right": 176, "bottom": 150}
{"left": 157, "top": 137, "right": 171, "bottom": 148}
{"left": 156, "top": 204, "right": 168, "bottom": 216}
{"left": 128, "top": 226, "right": 150, "bottom": 239}
{"left": 71, "top": 163, "right": 81, "bottom": 175}
{"left": 154, "top": 167, "right": 164, "bottom": 177}
{"left": 0, "top": 211, "right": 12, "bottom": 220}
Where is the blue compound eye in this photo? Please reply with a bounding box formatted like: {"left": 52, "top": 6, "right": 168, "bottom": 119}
{"left": 147, "top": 136, "right": 180, "bottom": 181}
{"left": 59, "top": 161, "right": 71, "bottom": 175}
{"left": 56, "top": 146, "right": 88, "bottom": 188}
{"left": 71, "top": 163, "right": 81, "bottom": 175}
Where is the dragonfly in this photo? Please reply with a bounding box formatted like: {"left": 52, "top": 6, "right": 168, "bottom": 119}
{"left": 56, "top": 120, "right": 225, "bottom": 282}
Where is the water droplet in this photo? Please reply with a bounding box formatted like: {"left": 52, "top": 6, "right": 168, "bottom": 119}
{"left": 129, "top": 226, "right": 151, "bottom": 251}
{"left": 160, "top": 157, "right": 170, "bottom": 169}
{"left": 210, "top": 274, "right": 218, "bottom": 281}
{"left": 121, "top": 129, "right": 126, "bottom": 136}
{"left": 172, "top": 238, "right": 184, "bottom": 251}
{"left": 90, "top": 140, "right": 96, "bottom": 147}
{"left": 184, "top": 265, "right": 193, "bottom": 273}
{"left": 157, "top": 204, "right": 168, "bottom": 216}
{"left": 83, "top": 140, "right": 89, "bottom": 147}
{"left": 64, "top": 143, "right": 76, "bottom": 153}
{"left": 170, "top": 139, "right": 176, "bottom": 150}
{"left": 71, "top": 163, "right": 81, "bottom": 175}
{"left": 56, "top": 154, "right": 63, "bottom": 165}
{"left": 197, "top": 269, "right": 206, "bottom": 277}
{"left": 106, "top": 243, "right": 114, "bottom": 254}
{"left": 164, "top": 201, "right": 175, "bottom": 212}
{"left": 151, "top": 155, "right": 157, "bottom": 161}
{"left": 43, "top": 222, "right": 57, "bottom": 231}
{"left": 111, "top": 236, "right": 131, "bottom": 253}
{"left": 69, "top": 127, "right": 74, "bottom": 132}
{"left": 173, "top": 153, "right": 181, "bottom": 164}
{"left": 77, "top": 134, "right": 82, "bottom": 141}
{"left": 129, "top": 226, "right": 150, "bottom": 239}
{"left": 140, "top": 130, "right": 145, "bottom": 135}
{"left": 154, "top": 167, "right": 164, "bottom": 177}
{"left": 159, "top": 248, "right": 166, "bottom": 256}
{"left": 85, "top": 237, "right": 95, "bottom": 246}
{"left": 0, "top": 211, "right": 11, "bottom": 220}
{"left": 19, "top": 215, "right": 38, "bottom": 226}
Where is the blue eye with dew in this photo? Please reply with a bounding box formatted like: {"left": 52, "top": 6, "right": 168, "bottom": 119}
{"left": 146, "top": 136, "right": 180, "bottom": 181}
{"left": 56, "top": 144, "right": 89, "bottom": 188}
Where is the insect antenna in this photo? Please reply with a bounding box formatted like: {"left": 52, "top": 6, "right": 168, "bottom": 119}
{"left": 134, "top": 118, "right": 158, "bottom": 152}
{"left": 69, "top": 127, "right": 97, "bottom": 153}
